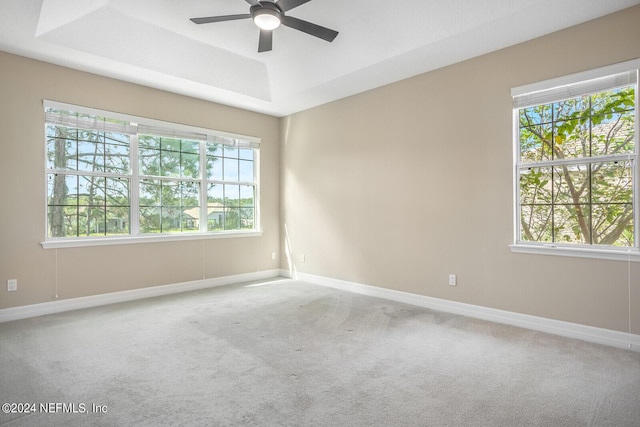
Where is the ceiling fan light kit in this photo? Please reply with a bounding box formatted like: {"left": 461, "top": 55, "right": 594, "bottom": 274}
{"left": 190, "top": 0, "right": 338, "bottom": 52}
{"left": 251, "top": 3, "right": 282, "bottom": 30}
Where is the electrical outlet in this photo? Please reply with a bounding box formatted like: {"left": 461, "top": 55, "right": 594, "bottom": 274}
{"left": 271, "top": 251, "right": 277, "bottom": 260}
{"left": 7, "top": 279, "right": 17, "bottom": 292}
{"left": 448, "top": 274, "right": 457, "bottom": 286}
{"left": 300, "top": 254, "right": 306, "bottom": 263}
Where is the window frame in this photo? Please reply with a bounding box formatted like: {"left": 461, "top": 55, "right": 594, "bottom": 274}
{"left": 510, "top": 59, "right": 640, "bottom": 262}
{"left": 42, "top": 101, "right": 261, "bottom": 249}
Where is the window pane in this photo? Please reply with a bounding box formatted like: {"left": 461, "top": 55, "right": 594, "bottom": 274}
{"left": 240, "top": 185, "right": 254, "bottom": 207}
{"left": 592, "top": 203, "right": 634, "bottom": 246}
{"left": 591, "top": 110, "right": 635, "bottom": 156}
{"left": 105, "top": 131, "right": 128, "bottom": 146}
{"left": 139, "top": 135, "right": 161, "bottom": 149}
{"left": 208, "top": 183, "right": 223, "bottom": 205}
{"left": 46, "top": 138, "right": 58, "bottom": 170}
{"left": 54, "top": 175, "right": 80, "bottom": 206}
{"left": 591, "top": 161, "right": 633, "bottom": 204}
{"left": 182, "top": 152, "right": 200, "bottom": 179}
{"left": 224, "top": 147, "right": 238, "bottom": 159}
{"left": 207, "top": 156, "right": 223, "bottom": 180}
{"left": 140, "top": 179, "right": 161, "bottom": 206}
{"left": 591, "top": 87, "right": 635, "bottom": 113}
{"left": 225, "top": 184, "right": 240, "bottom": 207}
{"left": 139, "top": 148, "right": 160, "bottom": 176}
{"left": 224, "top": 207, "right": 240, "bottom": 230}
{"left": 78, "top": 176, "right": 106, "bottom": 206}
{"left": 63, "top": 206, "right": 79, "bottom": 237}
{"left": 86, "top": 206, "right": 106, "bottom": 236}
{"left": 553, "top": 165, "right": 589, "bottom": 204}
{"left": 77, "top": 139, "right": 103, "bottom": 172}
{"left": 47, "top": 136, "right": 77, "bottom": 170}
{"left": 224, "top": 158, "right": 239, "bottom": 181}
{"left": 240, "top": 208, "right": 254, "bottom": 230}
{"left": 46, "top": 124, "right": 76, "bottom": 140}
{"left": 182, "top": 140, "right": 199, "bottom": 154}
{"left": 161, "top": 151, "right": 181, "bottom": 177}
{"left": 47, "top": 205, "right": 83, "bottom": 237}
{"left": 47, "top": 205, "right": 66, "bottom": 237}
{"left": 139, "top": 207, "right": 161, "bottom": 233}
{"left": 520, "top": 104, "right": 552, "bottom": 125}
{"left": 554, "top": 96, "right": 589, "bottom": 121}
{"left": 239, "top": 148, "right": 254, "bottom": 161}
{"left": 239, "top": 159, "right": 254, "bottom": 182}
{"left": 182, "top": 207, "right": 200, "bottom": 231}
{"left": 519, "top": 123, "right": 552, "bottom": 163}
{"left": 48, "top": 174, "right": 77, "bottom": 206}
{"left": 554, "top": 119, "right": 589, "bottom": 159}
{"left": 181, "top": 181, "right": 200, "bottom": 208}
{"left": 161, "top": 138, "right": 181, "bottom": 152}
{"left": 591, "top": 161, "right": 634, "bottom": 246}
{"left": 206, "top": 142, "right": 222, "bottom": 157}
{"left": 162, "top": 206, "right": 181, "bottom": 233}
{"left": 47, "top": 137, "right": 78, "bottom": 170}
{"left": 106, "top": 207, "right": 129, "bottom": 235}
{"left": 104, "top": 142, "right": 130, "bottom": 174}
{"left": 520, "top": 205, "right": 552, "bottom": 243}
{"left": 519, "top": 167, "right": 552, "bottom": 205}
{"left": 106, "top": 178, "right": 129, "bottom": 206}
{"left": 161, "top": 181, "right": 180, "bottom": 207}
{"left": 553, "top": 204, "right": 590, "bottom": 244}
{"left": 207, "top": 205, "right": 225, "bottom": 231}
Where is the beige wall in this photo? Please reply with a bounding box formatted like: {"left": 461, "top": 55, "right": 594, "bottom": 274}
{"left": 281, "top": 6, "right": 640, "bottom": 333}
{"left": 2, "top": 6, "right": 640, "bottom": 335}
{"left": 0, "top": 52, "right": 281, "bottom": 309}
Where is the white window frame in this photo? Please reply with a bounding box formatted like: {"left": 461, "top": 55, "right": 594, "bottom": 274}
{"left": 510, "top": 59, "right": 640, "bottom": 262}
{"left": 42, "top": 100, "right": 261, "bottom": 249}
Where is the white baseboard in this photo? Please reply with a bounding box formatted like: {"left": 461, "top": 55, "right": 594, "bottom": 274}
{"left": 293, "top": 271, "right": 640, "bottom": 353}
{"left": 3, "top": 268, "right": 638, "bottom": 353}
{"left": 0, "top": 269, "right": 283, "bottom": 323}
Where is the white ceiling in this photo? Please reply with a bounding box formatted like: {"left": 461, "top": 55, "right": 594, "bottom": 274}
{"left": 1, "top": 0, "right": 639, "bottom": 117}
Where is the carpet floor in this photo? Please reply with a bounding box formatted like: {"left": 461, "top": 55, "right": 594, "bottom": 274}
{"left": 1, "top": 279, "right": 639, "bottom": 426}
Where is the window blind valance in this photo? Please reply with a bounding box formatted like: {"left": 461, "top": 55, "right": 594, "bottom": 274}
{"left": 43, "top": 100, "right": 260, "bottom": 149}
{"left": 512, "top": 58, "right": 640, "bottom": 109}
{"left": 44, "top": 110, "right": 137, "bottom": 135}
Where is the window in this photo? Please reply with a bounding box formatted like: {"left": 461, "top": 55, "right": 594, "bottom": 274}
{"left": 512, "top": 60, "right": 639, "bottom": 260}
{"left": 44, "top": 101, "right": 260, "bottom": 247}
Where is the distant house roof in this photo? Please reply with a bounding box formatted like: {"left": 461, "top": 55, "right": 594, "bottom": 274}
{"left": 183, "top": 204, "right": 225, "bottom": 220}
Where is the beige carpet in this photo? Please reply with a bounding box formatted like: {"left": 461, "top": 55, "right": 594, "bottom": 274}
{"left": 1, "top": 279, "right": 639, "bottom": 426}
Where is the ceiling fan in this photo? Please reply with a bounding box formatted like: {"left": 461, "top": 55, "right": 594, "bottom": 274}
{"left": 190, "top": 0, "right": 339, "bottom": 52}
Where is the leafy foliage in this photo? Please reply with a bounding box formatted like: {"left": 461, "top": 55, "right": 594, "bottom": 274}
{"left": 518, "top": 86, "right": 635, "bottom": 246}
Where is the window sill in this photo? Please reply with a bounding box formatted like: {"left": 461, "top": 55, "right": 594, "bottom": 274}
{"left": 510, "top": 243, "right": 640, "bottom": 262}
{"left": 41, "top": 230, "right": 263, "bottom": 249}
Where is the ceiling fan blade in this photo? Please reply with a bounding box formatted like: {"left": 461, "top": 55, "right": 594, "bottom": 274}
{"left": 276, "top": 0, "right": 312, "bottom": 12}
{"left": 281, "top": 16, "right": 338, "bottom": 42}
{"left": 245, "top": 0, "right": 260, "bottom": 5}
{"left": 190, "top": 14, "right": 251, "bottom": 24}
{"left": 258, "top": 29, "right": 273, "bottom": 52}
